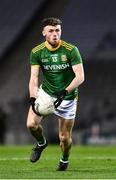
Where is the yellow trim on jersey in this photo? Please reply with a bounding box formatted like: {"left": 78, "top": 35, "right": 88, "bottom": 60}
{"left": 32, "top": 42, "right": 45, "bottom": 53}
{"left": 45, "top": 40, "right": 62, "bottom": 51}
{"left": 61, "top": 40, "right": 74, "bottom": 51}
{"left": 32, "top": 40, "right": 74, "bottom": 53}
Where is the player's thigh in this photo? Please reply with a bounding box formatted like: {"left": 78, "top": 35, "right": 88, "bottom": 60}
{"left": 27, "top": 107, "right": 42, "bottom": 128}
{"left": 58, "top": 117, "right": 75, "bottom": 136}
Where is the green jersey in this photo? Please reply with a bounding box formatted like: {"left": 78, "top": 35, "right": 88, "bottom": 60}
{"left": 30, "top": 40, "right": 82, "bottom": 100}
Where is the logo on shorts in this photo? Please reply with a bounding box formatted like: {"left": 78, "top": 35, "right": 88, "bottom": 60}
{"left": 69, "top": 113, "right": 75, "bottom": 117}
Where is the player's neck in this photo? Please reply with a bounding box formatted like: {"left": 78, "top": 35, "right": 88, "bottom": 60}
{"left": 45, "top": 40, "right": 61, "bottom": 51}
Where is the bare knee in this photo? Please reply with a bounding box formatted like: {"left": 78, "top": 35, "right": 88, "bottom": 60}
{"left": 59, "top": 133, "right": 71, "bottom": 144}
{"left": 27, "top": 121, "right": 37, "bottom": 130}
{"left": 26, "top": 108, "right": 41, "bottom": 131}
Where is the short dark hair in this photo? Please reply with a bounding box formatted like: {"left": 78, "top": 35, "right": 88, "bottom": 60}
{"left": 42, "top": 17, "right": 62, "bottom": 28}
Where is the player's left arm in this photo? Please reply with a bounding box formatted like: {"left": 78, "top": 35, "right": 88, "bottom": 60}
{"left": 54, "top": 63, "right": 84, "bottom": 108}
{"left": 66, "top": 63, "right": 85, "bottom": 93}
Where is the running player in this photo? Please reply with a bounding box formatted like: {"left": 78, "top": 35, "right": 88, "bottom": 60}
{"left": 27, "top": 17, "right": 85, "bottom": 171}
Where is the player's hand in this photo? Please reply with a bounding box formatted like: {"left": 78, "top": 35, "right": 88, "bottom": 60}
{"left": 29, "top": 97, "right": 41, "bottom": 116}
{"left": 54, "top": 90, "right": 68, "bottom": 108}
{"left": 29, "top": 97, "right": 36, "bottom": 106}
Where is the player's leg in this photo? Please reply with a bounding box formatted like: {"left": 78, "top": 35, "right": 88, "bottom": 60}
{"left": 57, "top": 117, "right": 75, "bottom": 171}
{"left": 27, "top": 107, "right": 47, "bottom": 163}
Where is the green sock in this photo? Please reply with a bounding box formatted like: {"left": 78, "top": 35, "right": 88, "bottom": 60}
{"left": 37, "top": 136, "right": 46, "bottom": 145}
{"left": 61, "top": 154, "right": 69, "bottom": 161}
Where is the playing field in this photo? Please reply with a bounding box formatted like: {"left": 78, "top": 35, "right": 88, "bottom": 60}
{"left": 0, "top": 145, "right": 116, "bottom": 179}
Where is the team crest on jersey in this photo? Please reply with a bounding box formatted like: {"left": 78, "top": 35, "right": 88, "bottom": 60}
{"left": 61, "top": 55, "right": 67, "bottom": 62}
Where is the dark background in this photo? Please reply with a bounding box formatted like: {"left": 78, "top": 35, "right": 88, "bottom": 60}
{"left": 0, "top": 0, "right": 116, "bottom": 145}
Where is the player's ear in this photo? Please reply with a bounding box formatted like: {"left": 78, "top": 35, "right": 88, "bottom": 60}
{"left": 42, "top": 30, "right": 46, "bottom": 36}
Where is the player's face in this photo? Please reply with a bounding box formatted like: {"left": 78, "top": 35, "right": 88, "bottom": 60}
{"left": 42, "top": 25, "right": 61, "bottom": 47}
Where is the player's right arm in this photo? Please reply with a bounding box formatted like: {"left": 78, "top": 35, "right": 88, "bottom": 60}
{"left": 29, "top": 65, "right": 42, "bottom": 116}
{"left": 29, "top": 65, "right": 40, "bottom": 98}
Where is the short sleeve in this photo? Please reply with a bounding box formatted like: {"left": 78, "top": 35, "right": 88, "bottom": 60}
{"left": 70, "top": 47, "right": 82, "bottom": 66}
{"left": 30, "top": 50, "right": 40, "bottom": 65}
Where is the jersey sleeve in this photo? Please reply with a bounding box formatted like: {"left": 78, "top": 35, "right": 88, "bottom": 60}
{"left": 70, "top": 46, "right": 83, "bottom": 66}
{"left": 30, "top": 50, "right": 40, "bottom": 65}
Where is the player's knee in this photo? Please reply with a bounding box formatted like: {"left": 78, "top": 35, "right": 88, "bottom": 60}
{"left": 59, "top": 133, "right": 70, "bottom": 143}
{"left": 26, "top": 121, "right": 33, "bottom": 129}
{"left": 26, "top": 121, "right": 37, "bottom": 131}
{"left": 27, "top": 110, "right": 40, "bottom": 130}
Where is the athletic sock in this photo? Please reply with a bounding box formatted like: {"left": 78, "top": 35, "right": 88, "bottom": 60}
{"left": 61, "top": 154, "right": 69, "bottom": 162}
{"left": 37, "top": 136, "right": 46, "bottom": 146}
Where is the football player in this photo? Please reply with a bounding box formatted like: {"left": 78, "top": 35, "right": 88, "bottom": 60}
{"left": 27, "top": 17, "right": 85, "bottom": 171}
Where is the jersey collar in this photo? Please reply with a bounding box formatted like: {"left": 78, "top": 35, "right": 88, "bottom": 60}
{"left": 45, "top": 40, "right": 61, "bottom": 51}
